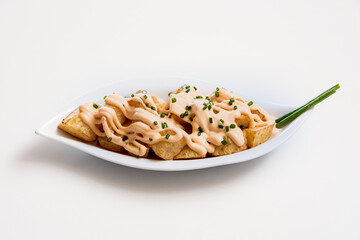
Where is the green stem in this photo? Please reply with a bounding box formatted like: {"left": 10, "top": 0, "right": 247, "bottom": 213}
{"left": 275, "top": 84, "right": 340, "bottom": 123}
{"left": 275, "top": 84, "right": 340, "bottom": 128}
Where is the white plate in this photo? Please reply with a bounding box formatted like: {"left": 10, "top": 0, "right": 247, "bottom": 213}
{"left": 35, "top": 77, "right": 311, "bottom": 171}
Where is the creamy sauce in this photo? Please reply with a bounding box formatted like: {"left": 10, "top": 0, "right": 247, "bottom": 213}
{"left": 79, "top": 86, "right": 274, "bottom": 157}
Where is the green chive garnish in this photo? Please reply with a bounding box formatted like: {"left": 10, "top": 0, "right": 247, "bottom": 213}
{"left": 207, "top": 105, "right": 212, "bottom": 110}
{"left": 230, "top": 124, "right": 236, "bottom": 128}
{"left": 189, "top": 117, "right": 193, "bottom": 121}
{"left": 151, "top": 106, "right": 156, "bottom": 110}
{"left": 209, "top": 117, "right": 213, "bottom": 123}
{"left": 234, "top": 106, "right": 237, "bottom": 110}
{"left": 149, "top": 138, "right": 153, "bottom": 141}
{"left": 168, "top": 92, "right": 173, "bottom": 96}
{"left": 218, "top": 124, "right": 224, "bottom": 129}
{"left": 221, "top": 140, "right": 227, "bottom": 145}
{"left": 107, "top": 137, "right": 112, "bottom": 142}
{"left": 180, "top": 113, "right": 185, "bottom": 118}
{"left": 197, "top": 132, "right": 202, "bottom": 136}
{"left": 165, "top": 134, "right": 170, "bottom": 139}
{"left": 146, "top": 103, "right": 149, "bottom": 107}
{"left": 186, "top": 89, "right": 190, "bottom": 93}
{"left": 248, "top": 101, "right": 253, "bottom": 106}
{"left": 104, "top": 96, "right": 107, "bottom": 99}
{"left": 144, "top": 95, "right": 148, "bottom": 99}
{"left": 215, "top": 92, "right": 219, "bottom": 97}
{"left": 193, "top": 86, "right": 197, "bottom": 90}
{"left": 198, "top": 126, "right": 203, "bottom": 133}
{"left": 186, "top": 85, "right": 190, "bottom": 89}
{"left": 160, "top": 113, "right": 166, "bottom": 118}
{"left": 172, "top": 98, "right": 176, "bottom": 103}
{"left": 225, "top": 126, "right": 229, "bottom": 132}
{"left": 131, "top": 94, "right": 134, "bottom": 97}
{"left": 186, "top": 105, "right": 191, "bottom": 110}
{"left": 196, "top": 96, "right": 203, "bottom": 99}
{"left": 220, "top": 119, "right": 224, "bottom": 123}
{"left": 93, "top": 104, "right": 99, "bottom": 109}
{"left": 275, "top": 84, "right": 340, "bottom": 128}
{"left": 161, "top": 122, "right": 168, "bottom": 129}
{"left": 153, "top": 121, "right": 158, "bottom": 125}
{"left": 216, "top": 87, "right": 220, "bottom": 91}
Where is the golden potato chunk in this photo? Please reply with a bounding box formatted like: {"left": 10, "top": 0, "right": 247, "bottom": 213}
{"left": 58, "top": 109, "right": 97, "bottom": 142}
{"left": 150, "top": 130, "right": 186, "bottom": 160}
{"left": 98, "top": 137, "right": 124, "bottom": 152}
{"left": 174, "top": 146, "right": 206, "bottom": 160}
{"left": 244, "top": 124, "right": 274, "bottom": 148}
{"left": 211, "top": 136, "right": 247, "bottom": 157}
{"left": 235, "top": 114, "right": 251, "bottom": 128}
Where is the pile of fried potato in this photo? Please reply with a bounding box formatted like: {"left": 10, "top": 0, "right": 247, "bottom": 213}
{"left": 58, "top": 88, "right": 274, "bottom": 160}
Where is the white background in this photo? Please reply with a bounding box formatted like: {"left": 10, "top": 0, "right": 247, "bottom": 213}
{"left": 1, "top": 0, "right": 360, "bottom": 239}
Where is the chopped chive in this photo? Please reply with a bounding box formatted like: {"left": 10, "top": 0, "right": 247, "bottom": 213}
{"left": 168, "top": 92, "right": 173, "bottom": 96}
{"left": 218, "top": 124, "right": 224, "bottom": 129}
{"left": 153, "top": 121, "right": 158, "bottom": 125}
{"left": 186, "top": 85, "right": 190, "bottom": 89}
{"left": 131, "top": 94, "right": 134, "bottom": 97}
{"left": 230, "top": 124, "right": 236, "bottom": 128}
{"left": 143, "top": 95, "right": 148, "bottom": 99}
{"left": 122, "top": 136, "right": 128, "bottom": 141}
{"left": 107, "top": 137, "right": 112, "bottom": 142}
{"left": 151, "top": 106, "right": 156, "bottom": 110}
{"left": 209, "top": 117, "right": 213, "bottom": 123}
{"left": 160, "top": 113, "right": 166, "bottom": 118}
{"left": 225, "top": 126, "right": 229, "bottom": 132}
{"left": 198, "top": 126, "right": 203, "bottom": 133}
{"left": 172, "top": 98, "right": 176, "bottom": 103}
{"left": 189, "top": 117, "right": 193, "bottom": 122}
{"left": 197, "top": 132, "right": 202, "bottom": 136}
{"left": 165, "top": 134, "right": 170, "bottom": 139}
{"left": 149, "top": 138, "right": 153, "bottom": 141}
{"left": 229, "top": 98, "right": 235, "bottom": 105}
{"left": 215, "top": 91, "right": 220, "bottom": 97}
{"left": 196, "top": 96, "right": 203, "bottom": 99}
{"left": 207, "top": 105, "right": 212, "bottom": 110}
{"left": 161, "top": 122, "right": 168, "bottom": 129}
{"left": 240, "top": 125, "right": 246, "bottom": 129}
{"left": 104, "top": 96, "right": 107, "bottom": 99}
{"left": 186, "top": 89, "right": 190, "bottom": 93}
{"left": 234, "top": 106, "right": 238, "bottom": 110}
{"left": 93, "top": 104, "right": 99, "bottom": 109}
{"left": 248, "top": 101, "right": 253, "bottom": 106}
{"left": 220, "top": 119, "right": 224, "bottom": 123}
{"left": 221, "top": 140, "right": 228, "bottom": 145}
{"left": 184, "top": 110, "right": 189, "bottom": 116}
{"left": 146, "top": 103, "right": 149, "bottom": 107}
{"left": 216, "top": 87, "right": 220, "bottom": 91}
{"left": 180, "top": 113, "right": 185, "bottom": 118}
{"left": 185, "top": 105, "right": 191, "bottom": 110}
{"left": 193, "top": 86, "right": 197, "bottom": 90}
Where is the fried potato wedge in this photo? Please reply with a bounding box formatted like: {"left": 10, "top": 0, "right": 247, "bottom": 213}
{"left": 235, "top": 114, "right": 251, "bottom": 128}
{"left": 150, "top": 130, "right": 186, "bottom": 160}
{"left": 244, "top": 124, "right": 274, "bottom": 148}
{"left": 174, "top": 146, "right": 206, "bottom": 160}
{"left": 58, "top": 109, "right": 97, "bottom": 142}
{"left": 98, "top": 137, "right": 124, "bottom": 152}
{"left": 210, "top": 136, "right": 247, "bottom": 157}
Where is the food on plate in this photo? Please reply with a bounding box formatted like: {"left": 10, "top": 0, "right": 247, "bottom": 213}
{"left": 58, "top": 85, "right": 276, "bottom": 160}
